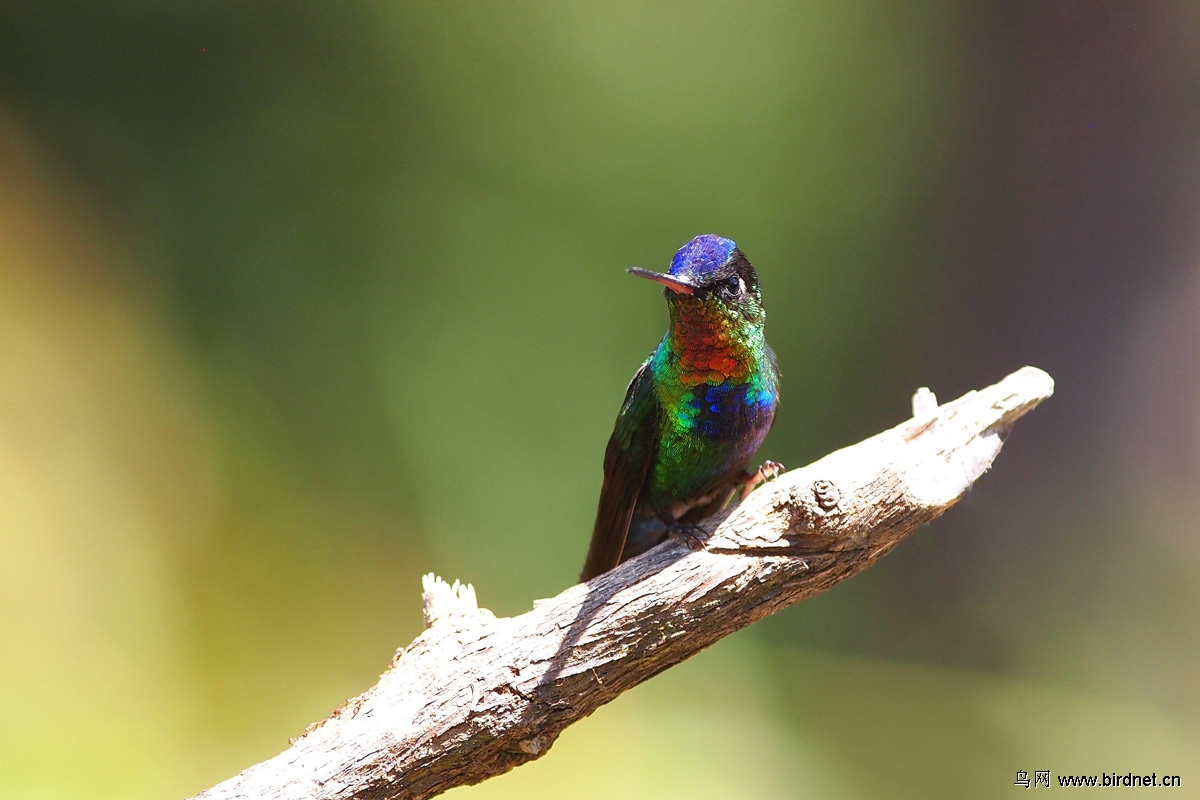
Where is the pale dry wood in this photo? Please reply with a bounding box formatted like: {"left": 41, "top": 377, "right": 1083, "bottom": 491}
{"left": 192, "top": 366, "right": 1054, "bottom": 800}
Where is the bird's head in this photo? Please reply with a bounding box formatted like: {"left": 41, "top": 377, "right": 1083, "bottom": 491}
{"left": 628, "top": 234, "right": 765, "bottom": 330}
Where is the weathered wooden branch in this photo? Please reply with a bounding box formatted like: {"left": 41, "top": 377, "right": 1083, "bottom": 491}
{"left": 192, "top": 366, "right": 1054, "bottom": 800}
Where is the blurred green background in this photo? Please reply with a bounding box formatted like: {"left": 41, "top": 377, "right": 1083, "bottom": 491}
{"left": 1, "top": 2, "right": 1198, "bottom": 797}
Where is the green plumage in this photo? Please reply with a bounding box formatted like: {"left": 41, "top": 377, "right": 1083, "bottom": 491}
{"left": 580, "top": 235, "right": 779, "bottom": 581}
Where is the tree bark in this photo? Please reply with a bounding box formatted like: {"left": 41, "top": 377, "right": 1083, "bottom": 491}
{"left": 192, "top": 366, "right": 1054, "bottom": 800}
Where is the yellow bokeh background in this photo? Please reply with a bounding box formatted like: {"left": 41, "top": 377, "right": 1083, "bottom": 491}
{"left": 1, "top": 3, "right": 1198, "bottom": 798}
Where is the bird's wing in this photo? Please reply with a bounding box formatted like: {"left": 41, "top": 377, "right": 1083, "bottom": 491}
{"left": 579, "top": 357, "right": 660, "bottom": 582}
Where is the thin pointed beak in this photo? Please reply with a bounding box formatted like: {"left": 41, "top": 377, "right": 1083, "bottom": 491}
{"left": 626, "top": 267, "right": 696, "bottom": 295}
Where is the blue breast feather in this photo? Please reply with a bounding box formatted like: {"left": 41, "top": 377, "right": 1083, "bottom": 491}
{"left": 685, "top": 382, "right": 776, "bottom": 439}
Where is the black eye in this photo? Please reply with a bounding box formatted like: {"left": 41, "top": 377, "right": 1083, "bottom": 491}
{"left": 722, "top": 275, "right": 745, "bottom": 298}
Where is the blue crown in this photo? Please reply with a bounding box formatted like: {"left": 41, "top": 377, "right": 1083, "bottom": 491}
{"left": 669, "top": 235, "right": 736, "bottom": 278}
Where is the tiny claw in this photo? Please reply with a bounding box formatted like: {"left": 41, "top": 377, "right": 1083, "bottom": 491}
{"left": 667, "top": 522, "right": 708, "bottom": 551}
{"left": 759, "top": 460, "right": 785, "bottom": 482}
{"left": 739, "top": 460, "right": 786, "bottom": 499}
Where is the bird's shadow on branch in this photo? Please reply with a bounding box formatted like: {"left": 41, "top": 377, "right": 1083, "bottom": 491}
{"left": 521, "top": 538, "right": 692, "bottom": 713}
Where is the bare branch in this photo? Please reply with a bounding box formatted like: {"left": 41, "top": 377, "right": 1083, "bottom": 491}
{"left": 192, "top": 366, "right": 1054, "bottom": 800}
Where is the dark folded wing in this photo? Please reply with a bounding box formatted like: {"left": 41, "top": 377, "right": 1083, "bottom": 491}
{"left": 579, "top": 358, "right": 659, "bottom": 581}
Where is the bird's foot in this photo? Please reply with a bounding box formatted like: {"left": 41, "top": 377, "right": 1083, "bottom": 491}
{"left": 666, "top": 521, "right": 708, "bottom": 551}
{"left": 759, "top": 460, "right": 785, "bottom": 482}
{"left": 739, "top": 460, "right": 786, "bottom": 499}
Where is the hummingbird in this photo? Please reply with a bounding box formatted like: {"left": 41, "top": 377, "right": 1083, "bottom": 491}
{"left": 580, "top": 234, "right": 781, "bottom": 581}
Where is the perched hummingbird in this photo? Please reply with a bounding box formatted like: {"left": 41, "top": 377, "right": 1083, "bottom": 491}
{"left": 580, "top": 234, "right": 781, "bottom": 581}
